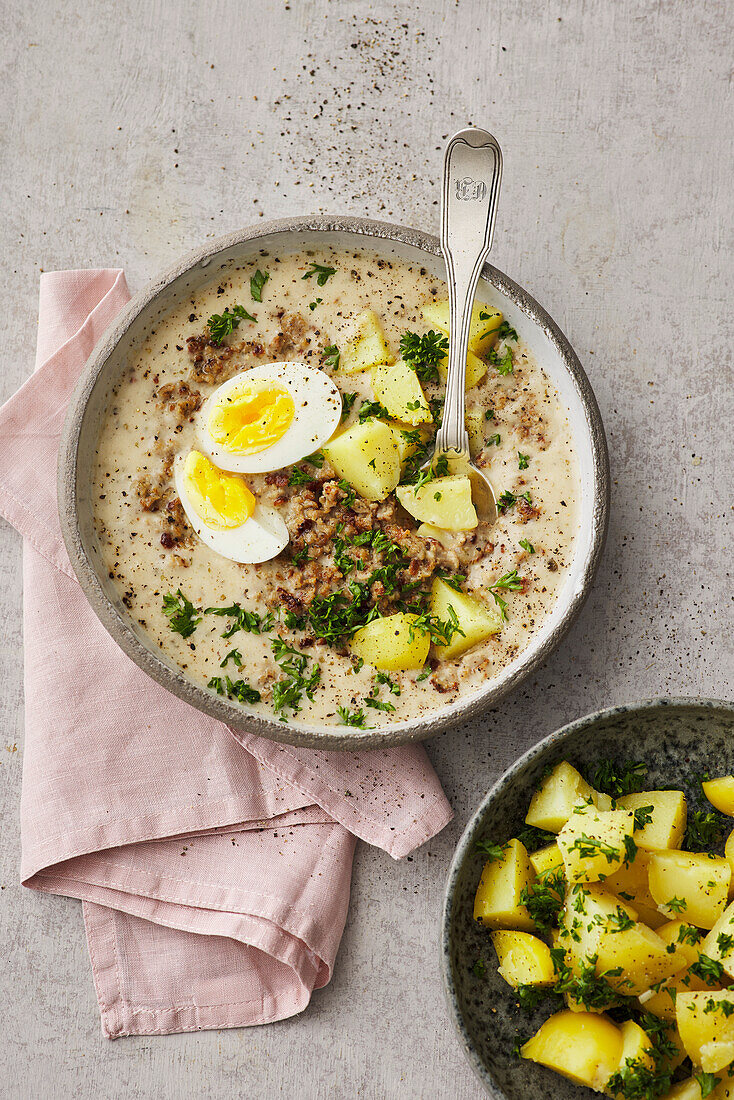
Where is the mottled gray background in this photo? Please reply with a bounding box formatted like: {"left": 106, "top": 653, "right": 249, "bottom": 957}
{"left": 1, "top": 1, "right": 732, "bottom": 1097}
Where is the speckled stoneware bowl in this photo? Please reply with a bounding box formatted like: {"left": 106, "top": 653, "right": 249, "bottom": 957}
{"left": 442, "top": 697, "right": 734, "bottom": 1098}
{"left": 58, "top": 215, "right": 609, "bottom": 750}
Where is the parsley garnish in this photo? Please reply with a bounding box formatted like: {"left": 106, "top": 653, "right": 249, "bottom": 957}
{"left": 678, "top": 924, "right": 702, "bottom": 946}
{"left": 364, "top": 695, "right": 396, "bottom": 714}
{"left": 340, "top": 392, "right": 358, "bottom": 419}
{"left": 665, "top": 896, "right": 687, "bottom": 914}
{"left": 399, "top": 329, "right": 449, "bottom": 384}
{"left": 288, "top": 466, "right": 312, "bottom": 487}
{"left": 488, "top": 570, "right": 524, "bottom": 620}
{"left": 592, "top": 760, "right": 647, "bottom": 799}
{"left": 695, "top": 1072, "right": 722, "bottom": 1098}
{"left": 162, "top": 590, "right": 201, "bottom": 638}
{"left": 357, "top": 398, "right": 390, "bottom": 422}
{"left": 519, "top": 538, "right": 535, "bottom": 554}
{"left": 717, "top": 932, "right": 734, "bottom": 955}
{"left": 303, "top": 262, "right": 336, "bottom": 286}
{"left": 309, "top": 298, "right": 322, "bottom": 311}
{"left": 691, "top": 954, "right": 725, "bottom": 985}
{"left": 474, "top": 840, "right": 505, "bottom": 862}
{"left": 207, "top": 304, "right": 255, "bottom": 345}
{"left": 375, "top": 670, "right": 400, "bottom": 696}
{"left": 337, "top": 480, "right": 356, "bottom": 507}
{"left": 322, "top": 344, "right": 340, "bottom": 370}
{"left": 487, "top": 433, "right": 501, "bottom": 446}
{"left": 207, "top": 675, "right": 261, "bottom": 704}
{"left": 250, "top": 269, "right": 269, "bottom": 302}
{"left": 220, "top": 649, "right": 243, "bottom": 668}
{"left": 270, "top": 638, "right": 320, "bottom": 719}
{"left": 496, "top": 321, "right": 518, "bottom": 342}
{"left": 488, "top": 344, "right": 513, "bottom": 375}
{"left": 484, "top": 408, "right": 495, "bottom": 421}
{"left": 204, "top": 603, "right": 274, "bottom": 639}
{"left": 497, "top": 489, "right": 531, "bottom": 513}
{"left": 337, "top": 705, "right": 368, "bottom": 728}
{"left": 632, "top": 805, "right": 655, "bottom": 830}
{"left": 686, "top": 809, "right": 726, "bottom": 850}
{"left": 472, "top": 957, "right": 486, "bottom": 978}
{"left": 305, "top": 451, "right": 325, "bottom": 467}
{"left": 515, "top": 825, "right": 555, "bottom": 852}
{"left": 518, "top": 452, "right": 529, "bottom": 469}
{"left": 568, "top": 834, "right": 621, "bottom": 863}
{"left": 520, "top": 869, "right": 565, "bottom": 933}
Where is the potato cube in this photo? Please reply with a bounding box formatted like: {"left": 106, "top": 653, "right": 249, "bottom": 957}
{"left": 617, "top": 790, "right": 687, "bottom": 850}
{"left": 322, "top": 419, "right": 402, "bottom": 501}
{"left": 560, "top": 885, "right": 637, "bottom": 979}
{"left": 430, "top": 577, "right": 503, "bottom": 660}
{"left": 421, "top": 298, "right": 503, "bottom": 357}
{"left": 339, "top": 309, "right": 393, "bottom": 373}
{"left": 530, "top": 843, "right": 564, "bottom": 878}
{"left": 557, "top": 803, "right": 635, "bottom": 883}
{"left": 490, "top": 931, "right": 555, "bottom": 988}
{"left": 676, "top": 990, "right": 734, "bottom": 1073}
{"left": 435, "top": 349, "right": 488, "bottom": 389}
{"left": 662, "top": 1079, "right": 705, "bottom": 1100}
{"left": 602, "top": 848, "right": 667, "bottom": 929}
{"left": 702, "top": 899, "right": 734, "bottom": 979}
{"left": 521, "top": 1010, "right": 622, "bottom": 1092}
{"left": 396, "top": 475, "right": 477, "bottom": 532}
{"left": 473, "top": 838, "right": 535, "bottom": 931}
{"left": 703, "top": 777, "right": 734, "bottom": 817}
{"left": 640, "top": 971, "right": 714, "bottom": 1023}
{"left": 608, "top": 1019, "right": 655, "bottom": 1092}
{"left": 649, "top": 851, "right": 731, "bottom": 928}
{"left": 525, "top": 761, "right": 607, "bottom": 834}
{"left": 658, "top": 920, "right": 705, "bottom": 969}
{"left": 371, "top": 359, "right": 432, "bottom": 425}
{"left": 349, "top": 613, "right": 429, "bottom": 672}
{"left": 712, "top": 1070, "right": 734, "bottom": 1099}
{"left": 595, "top": 921, "right": 682, "bottom": 996}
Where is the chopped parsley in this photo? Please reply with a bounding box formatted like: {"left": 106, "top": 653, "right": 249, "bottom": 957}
{"left": 220, "top": 649, "right": 243, "bottom": 668}
{"left": 496, "top": 321, "right": 518, "bottom": 342}
{"left": 399, "top": 329, "right": 449, "bottom": 384}
{"left": 678, "top": 924, "right": 702, "bottom": 946}
{"left": 665, "top": 896, "right": 687, "bottom": 914}
{"left": 305, "top": 451, "right": 325, "bottom": 467}
{"left": 487, "top": 433, "right": 501, "bottom": 447}
{"left": 337, "top": 705, "right": 369, "bottom": 728}
{"left": 520, "top": 869, "right": 565, "bottom": 933}
{"left": 632, "top": 805, "right": 655, "bottom": 830}
{"left": 337, "top": 480, "right": 356, "bottom": 507}
{"left": 162, "top": 590, "right": 201, "bottom": 638}
{"left": 518, "top": 452, "right": 529, "bottom": 469}
{"left": 322, "top": 344, "right": 340, "bottom": 370}
{"left": 690, "top": 954, "right": 725, "bottom": 985}
{"left": 340, "top": 391, "right": 358, "bottom": 419}
{"left": 519, "top": 538, "right": 535, "bottom": 554}
{"left": 497, "top": 489, "right": 532, "bottom": 513}
{"left": 270, "top": 638, "right": 321, "bottom": 719}
{"left": 488, "top": 570, "right": 524, "bottom": 620}
{"left": 686, "top": 809, "right": 726, "bottom": 850}
{"left": 568, "top": 834, "right": 621, "bottom": 864}
{"left": 484, "top": 408, "right": 495, "bottom": 421}
{"left": 695, "top": 1073, "right": 722, "bottom": 1099}
{"left": 717, "top": 932, "right": 734, "bottom": 955}
{"left": 302, "top": 262, "right": 336, "bottom": 286}
{"left": 515, "top": 825, "right": 556, "bottom": 852}
{"left": 375, "top": 670, "right": 400, "bottom": 696}
{"left": 288, "top": 465, "right": 312, "bottom": 487}
{"left": 471, "top": 957, "right": 486, "bottom": 978}
{"left": 249, "top": 269, "right": 269, "bottom": 302}
{"left": 474, "top": 840, "right": 505, "bottom": 862}
{"left": 357, "top": 398, "right": 391, "bottom": 422}
{"left": 488, "top": 344, "right": 513, "bottom": 375}
{"left": 206, "top": 304, "right": 255, "bottom": 345}
{"left": 592, "top": 760, "right": 647, "bottom": 799}
{"left": 364, "top": 695, "right": 396, "bottom": 714}
{"left": 207, "top": 675, "right": 261, "bottom": 704}
{"left": 309, "top": 298, "right": 322, "bottom": 311}
{"left": 204, "top": 603, "right": 275, "bottom": 639}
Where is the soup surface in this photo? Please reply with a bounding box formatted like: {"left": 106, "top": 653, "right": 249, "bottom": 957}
{"left": 93, "top": 247, "right": 579, "bottom": 730}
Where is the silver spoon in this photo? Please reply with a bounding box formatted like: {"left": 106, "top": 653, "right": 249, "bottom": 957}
{"left": 429, "top": 126, "right": 503, "bottom": 522}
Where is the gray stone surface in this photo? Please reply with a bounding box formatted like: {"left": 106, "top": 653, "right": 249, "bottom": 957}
{"left": 1, "top": 1, "right": 732, "bottom": 1097}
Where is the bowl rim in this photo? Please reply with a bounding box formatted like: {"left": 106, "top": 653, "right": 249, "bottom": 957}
{"left": 440, "top": 694, "right": 734, "bottom": 1097}
{"left": 57, "top": 213, "right": 610, "bottom": 750}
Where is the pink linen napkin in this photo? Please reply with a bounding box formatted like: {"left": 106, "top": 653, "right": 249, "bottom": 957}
{"left": 0, "top": 269, "right": 453, "bottom": 1038}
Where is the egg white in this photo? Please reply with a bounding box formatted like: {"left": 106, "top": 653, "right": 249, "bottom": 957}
{"left": 173, "top": 458, "right": 289, "bottom": 564}
{"left": 197, "top": 361, "right": 342, "bottom": 474}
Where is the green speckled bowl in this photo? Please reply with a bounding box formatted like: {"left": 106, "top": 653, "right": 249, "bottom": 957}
{"left": 441, "top": 697, "right": 734, "bottom": 1099}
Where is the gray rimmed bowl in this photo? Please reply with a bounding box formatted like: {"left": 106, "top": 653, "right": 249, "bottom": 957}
{"left": 57, "top": 215, "right": 609, "bottom": 750}
{"left": 441, "top": 697, "right": 734, "bottom": 1098}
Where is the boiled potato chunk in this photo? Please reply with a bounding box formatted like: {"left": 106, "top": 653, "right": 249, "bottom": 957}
{"left": 557, "top": 803, "right": 635, "bottom": 883}
{"left": 712, "top": 1070, "right": 734, "bottom": 1099}
{"left": 421, "top": 298, "right": 503, "bottom": 357}
{"left": 371, "top": 359, "right": 432, "bottom": 425}
{"left": 349, "top": 613, "right": 429, "bottom": 672}
{"left": 603, "top": 848, "right": 667, "bottom": 930}
{"left": 436, "top": 349, "right": 488, "bottom": 389}
{"left": 396, "top": 475, "right": 477, "bottom": 532}
{"left": 617, "top": 790, "right": 687, "bottom": 850}
{"left": 662, "top": 1081, "right": 704, "bottom": 1100}
{"left": 595, "top": 921, "right": 681, "bottom": 996}
{"left": 702, "top": 899, "right": 734, "bottom": 979}
{"left": 530, "top": 842, "right": 564, "bottom": 878}
{"left": 339, "top": 309, "right": 393, "bottom": 373}
{"left": 725, "top": 830, "right": 734, "bottom": 897}
{"left": 676, "top": 990, "right": 734, "bottom": 1073}
{"left": 703, "top": 777, "right": 734, "bottom": 817}
{"left": 640, "top": 971, "right": 713, "bottom": 1023}
{"left": 430, "top": 577, "right": 503, "bottom": 660}
{"left": 649, "top": 851, "right": 731, "bottom": 928}
{"left": 490, "top": 931, "right": 555, "bottom": 988}
{"left": 416, "top": 522, "right": 454, "bottom": 549}
{"left": 473, "top": 838, "right": 535, "bottom": 931}
{"left": 525, "top": 761, "right": 609, "bottom": 834}
{"left": 521, "top": 1010, "right": 622, "bottom": 1092}
{"left": 609, "top": 1019, "right": 654, "bottom": 1091}
{"left": 322, "top": 419, "right": 401, "bottom": 501}
{"left": 658, "top": 920, "right": 705, "bottom": 969}
{"left": 559, "top": 885, "right": 637, "bottom": 986}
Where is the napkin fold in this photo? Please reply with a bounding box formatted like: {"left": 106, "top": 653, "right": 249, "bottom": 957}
{"left": 0, "top": 270, "right": 453, "bottom": 1038}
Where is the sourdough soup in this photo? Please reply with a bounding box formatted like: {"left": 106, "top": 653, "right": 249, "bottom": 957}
{"left": 93, "top": 248, "right": 579, "bottom": 730}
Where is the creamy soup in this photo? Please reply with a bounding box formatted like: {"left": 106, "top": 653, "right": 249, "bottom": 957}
{"left": 93, "top": 247, "right": 578, "bottom": 730}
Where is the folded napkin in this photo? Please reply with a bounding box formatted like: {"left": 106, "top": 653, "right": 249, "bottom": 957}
{"left": 0, "top": 270, "right": 453, "bottom": 1038}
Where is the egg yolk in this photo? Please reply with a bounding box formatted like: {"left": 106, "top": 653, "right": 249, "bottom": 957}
{"left": 183, "top": 451, "right": 256, "bottom": 530}
{"left": 208, "top": 383, "right": 295, "bottom": 454}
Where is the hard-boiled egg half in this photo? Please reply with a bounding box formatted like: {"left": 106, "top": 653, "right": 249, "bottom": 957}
{"left": 197, "top": 361, "right": 342, "bottom": 473}
{"left": 174, "top": 450, "right": 289, "bottom": 564}
{"left": 175, "top": 362, "right": 341, "bottom": 564}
